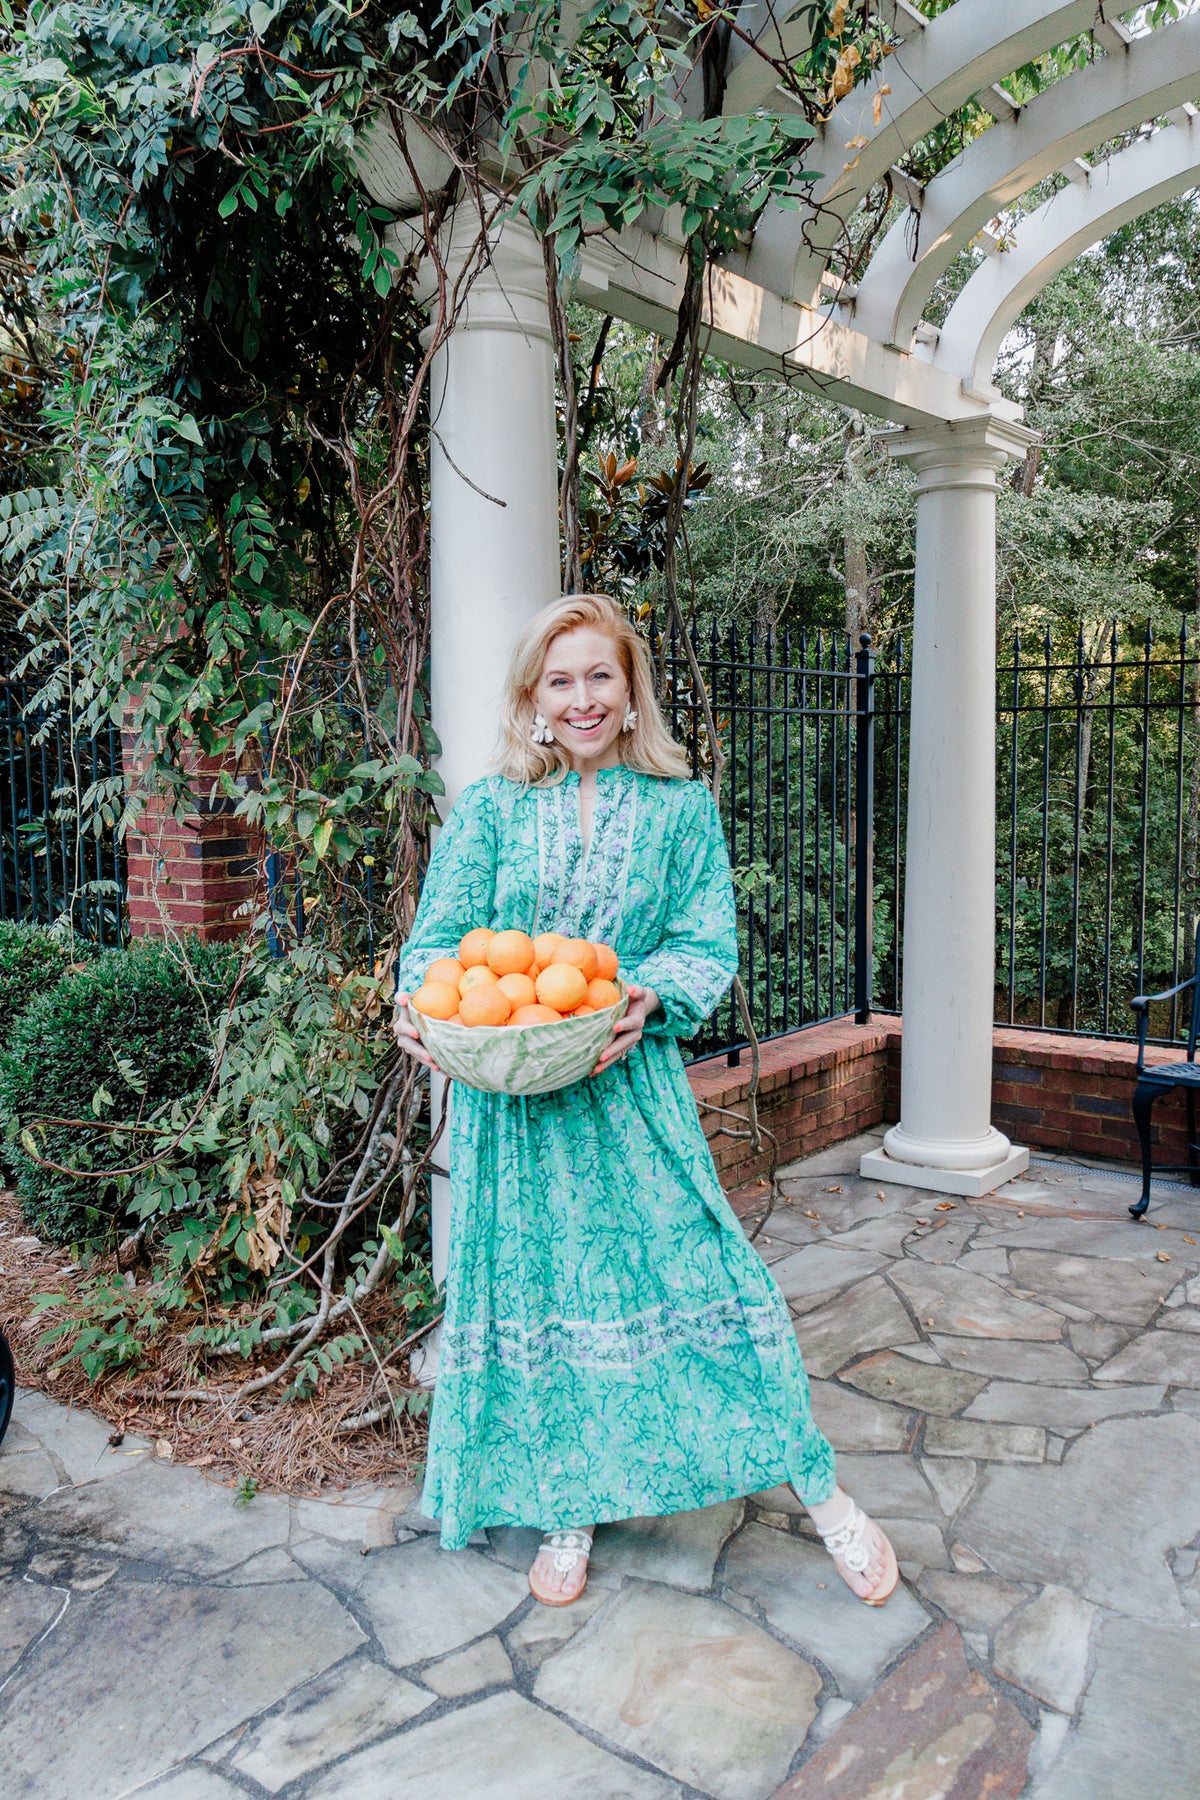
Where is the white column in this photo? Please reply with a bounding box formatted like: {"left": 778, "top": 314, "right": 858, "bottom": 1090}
{"left": 426, "top": 210, "right": 561, "bottom": 810}
{"left": 413, "top": 211, "right": 560, "bottom": 1378}
{"left": 861, "top": 416, "right": 1036, "bottom": 1200}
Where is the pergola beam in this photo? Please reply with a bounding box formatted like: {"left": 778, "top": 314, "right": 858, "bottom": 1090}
{"left": 854, "top": 12, "right": 1200, "bottom": 350}
{"left": 572, "top": 225, "right": 1021, "bottom": 429}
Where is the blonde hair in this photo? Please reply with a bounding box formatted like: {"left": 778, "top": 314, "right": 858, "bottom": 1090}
{"left": 495, "top": 594, "right": 692, "bottom": 785}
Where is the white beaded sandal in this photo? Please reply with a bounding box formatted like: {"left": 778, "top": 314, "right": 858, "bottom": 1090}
{"left": 817, "top": 1498, "right": 899, "bottom": 1607}
{"left": 529, "top": 1529, "right": 594, "bottom": 1608}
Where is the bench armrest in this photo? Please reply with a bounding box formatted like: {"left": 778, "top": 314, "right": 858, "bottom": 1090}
{"left": 1132, "top": 973, "right": 1199, "bottom": 1071}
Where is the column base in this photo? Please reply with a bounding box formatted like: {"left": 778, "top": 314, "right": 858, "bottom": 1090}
{"left": 860, "top": 1141, "right": 1030, "bottom": 1198}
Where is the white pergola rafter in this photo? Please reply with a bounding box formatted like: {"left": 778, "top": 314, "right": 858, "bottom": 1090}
{"left": 855, "top": 11, "right": 1200, "bottom": 351}
{"left": 729, "top": 0, "right": 1111, "bottom": 304}
{"left": 936, "top": 107, "right": 1200, "bottom": 383}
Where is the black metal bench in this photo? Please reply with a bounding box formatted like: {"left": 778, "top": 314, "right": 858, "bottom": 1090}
{"left": 1130, "top": 952, "right": 1200, "bottom": 1218}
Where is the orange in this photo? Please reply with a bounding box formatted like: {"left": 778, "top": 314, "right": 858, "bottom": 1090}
{"left": 586, "top": 977, "right": 622, "bottom": 1011}
{"left": 532, "top": 932, "right": 566, "bottom": 969}
{"left": 459, "top": 927, "right": 496, "bottom": 969}
{"left": 459, "top": 985, "right": 512, "bottom": 1028}
{"left": 497, "top": 971, "right": 537, "bottom": 1010}
{"left": 459, "top": 964, "right": 499, "bottom": 995}
{"left": 592, "top": 942, "right": 619, "bottom": 981}
{"left": 572, "top": 1003, "right": 596, "bottom": 1016}
{"left": 509, "top": 1003, "right": 562, "bottom": 1026}
{"left": 487, "top": 929, "right": 536, "bottom": 976}
{"left": 557, "top": 938, "right": 598, "bottom": 982}
{"left": 410, "top": 980, "right": 459, "bottom": 1020}
{"left": 536, "top": 963, "right": 589, "bottom": 1013}
{"left": 425, "top": 957, "right": 465, "bottom": 988}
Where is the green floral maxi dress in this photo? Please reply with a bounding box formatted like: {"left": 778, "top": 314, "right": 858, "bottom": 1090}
{"left": 397, "top": 767, "right": 836, "bottom": 1549}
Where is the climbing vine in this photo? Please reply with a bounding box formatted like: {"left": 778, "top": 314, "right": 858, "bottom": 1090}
{"left": 0, "top": 0, "right": 876, "bottom": 1459}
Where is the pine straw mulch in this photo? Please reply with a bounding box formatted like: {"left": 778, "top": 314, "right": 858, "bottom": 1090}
{"left": 0, "top": 1191, "right": 428, "bottom": 1498}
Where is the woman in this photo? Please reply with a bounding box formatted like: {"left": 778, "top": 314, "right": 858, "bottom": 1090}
{"left": 394, "top": 594, "right": 897, "bottom": 1608}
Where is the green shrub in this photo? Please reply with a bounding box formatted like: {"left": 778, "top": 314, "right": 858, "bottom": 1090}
{"left": 0, "top": 920, "right": 96, "bottom": 1047}
{"left": 0, "top": 937, "right": 247, "bottom": 1245}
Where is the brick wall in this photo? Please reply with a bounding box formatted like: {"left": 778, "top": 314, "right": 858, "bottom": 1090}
{"left": 121, "top": 736, "right": 263, "bottom": 942}
{"left": 686, "top": 1015, "right": 1193, "bottom": 1189}
{"left": 990, "top": 1026, "right": 1194, "bottom": 1170}
{"left": 687, "top": 1019, "right": 894, "bottom": 1189}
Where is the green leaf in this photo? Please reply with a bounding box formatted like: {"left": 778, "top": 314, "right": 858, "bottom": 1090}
{"left": 313, "top": 819, "right": 333, "bottom": 859}
{"left": 217, "top": 190, "right": 239, "bottom": 219}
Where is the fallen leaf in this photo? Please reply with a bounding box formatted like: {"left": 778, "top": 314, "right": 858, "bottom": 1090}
{"left": 155, "top": 1438, "right": 173, "bottom": 1462}
{"left": 876, "top": 1190, "right": 886, "bottom": 1200}
{"left": 229, "top": 1436, "right": 244, "bottom": 1450}
{"left": 925, "top": 1317, "right": 935, "bottom": 1326}
{"left": 934, "top": 1201, "right": 957, "bottom": 1212}
{"left": 1184, "top": 1236, "right": 1196, "bottom": 1244}
{"left": 1157, "top": 1251, "right": 1172, "bottom": 1263}
{"left": 193, "top": 1454, "right": 216, "bottom": 1468}
{"left": 826, "top": 1185, "right": 843, "bottom": 1193}
{"left": 915, "top": 1218, "right": 930, "bottom": 1227}
{"left": 805, "top": 1209, "right": 820, "bottom": 1220}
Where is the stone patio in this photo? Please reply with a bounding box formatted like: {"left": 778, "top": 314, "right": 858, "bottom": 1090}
{"left": 3, "top": 1127, "right": 1199, "bottom": 1798}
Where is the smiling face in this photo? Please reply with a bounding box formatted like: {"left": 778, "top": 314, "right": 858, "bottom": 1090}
{"left": 535, "top": 625, "right": 631, "bottom": 772}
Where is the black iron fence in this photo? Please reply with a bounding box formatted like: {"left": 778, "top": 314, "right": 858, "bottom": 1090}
{"left": 995, "top": 624, "right": 1200, "bottom": 1044}
{"left": 650, "top": 617, "right": 908, "bottom": 1059}
{"left": 5, "top": 622, "right": 1199, "bottom": 1051}
{"left": 0, "top": 685, "right": 124, "bottom": 945}
{"left": 658, "top": 616, "right": 1200, "bottom": 1058}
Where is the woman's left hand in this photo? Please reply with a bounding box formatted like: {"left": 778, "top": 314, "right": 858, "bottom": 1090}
{"left": 593, "top": 982, "right": 660, "bottom": 1075}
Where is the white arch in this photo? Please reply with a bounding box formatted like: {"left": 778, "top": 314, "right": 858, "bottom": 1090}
{"left": 935, "top": 112, "right": 1200, "bottom": 385}
{"left": 736, "top": 0, "right": 1114, "bottom": 303}
{"left": 855, "top": 12, "right": 1200, "bottom": 349}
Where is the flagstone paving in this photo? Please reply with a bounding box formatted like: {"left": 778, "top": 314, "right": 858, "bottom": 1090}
{"left": 4, "top": 1128, "right": 1200, "bottom": 1797}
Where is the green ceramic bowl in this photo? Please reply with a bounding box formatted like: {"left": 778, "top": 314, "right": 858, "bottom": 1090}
{"left": 408, "top": 985, "right": 627, "bottom": 1096}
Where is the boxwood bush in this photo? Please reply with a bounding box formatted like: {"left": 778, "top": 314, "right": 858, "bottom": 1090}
{"left": 0, "top": 937, "right": 247, "bottom": 1245}
{"left": 0, "top": 920, "right": 96, "bottom": 1047}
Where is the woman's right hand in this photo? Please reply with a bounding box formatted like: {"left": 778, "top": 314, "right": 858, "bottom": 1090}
{"left": 393, "top": 992, "right": 445, "bottom": 1074}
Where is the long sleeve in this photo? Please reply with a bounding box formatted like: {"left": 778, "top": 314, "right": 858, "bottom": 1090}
{"left": 622, "top": 784, "right": 738, "bottom": 1037}
{"left": 395, "top": 780, "right": 498, "bottom": 994}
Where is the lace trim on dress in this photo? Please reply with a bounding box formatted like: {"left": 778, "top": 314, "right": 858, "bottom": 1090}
{"left": 441, "top": 1293, "right": 791, "bottom": 1378}
{"left": 573, "top": 777, "right": 638, "bottom": 943}
{"left": 533, "top": 782, "right": 579, "bottom": 935}
{"left": 534, "top": 773, "right": 638, "bottom": 942}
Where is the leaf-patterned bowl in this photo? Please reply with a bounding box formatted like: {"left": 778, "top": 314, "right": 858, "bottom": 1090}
{"left": 408, "top": 986, "right": 627, "bottom": 1096}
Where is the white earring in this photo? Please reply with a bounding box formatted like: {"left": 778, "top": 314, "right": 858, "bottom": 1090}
{"left": 531, "top": 712, "right": 555, "bottom": 746}
{"left": 623, "top": 702, "right": 637, "bottom": 732}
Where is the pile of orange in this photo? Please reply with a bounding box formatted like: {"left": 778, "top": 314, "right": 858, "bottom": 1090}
{"left": 410, "top": 929, "right": 621, "bottom": 1028}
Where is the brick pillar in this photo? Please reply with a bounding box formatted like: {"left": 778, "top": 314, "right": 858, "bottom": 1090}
{"left": 121, "top": 735, "right": 264, "bottom": 942}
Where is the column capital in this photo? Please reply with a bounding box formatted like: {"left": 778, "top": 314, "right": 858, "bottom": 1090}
{"left": 389, "top": 204, "right": 554, "bottom": 342}
{"left": 883, "top": 414, "right": 1039, "bottom": 496}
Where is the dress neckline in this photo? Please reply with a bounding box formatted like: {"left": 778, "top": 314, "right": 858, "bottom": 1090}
{"left": 562, "top": 763, "right": 632, "bottom": 786}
